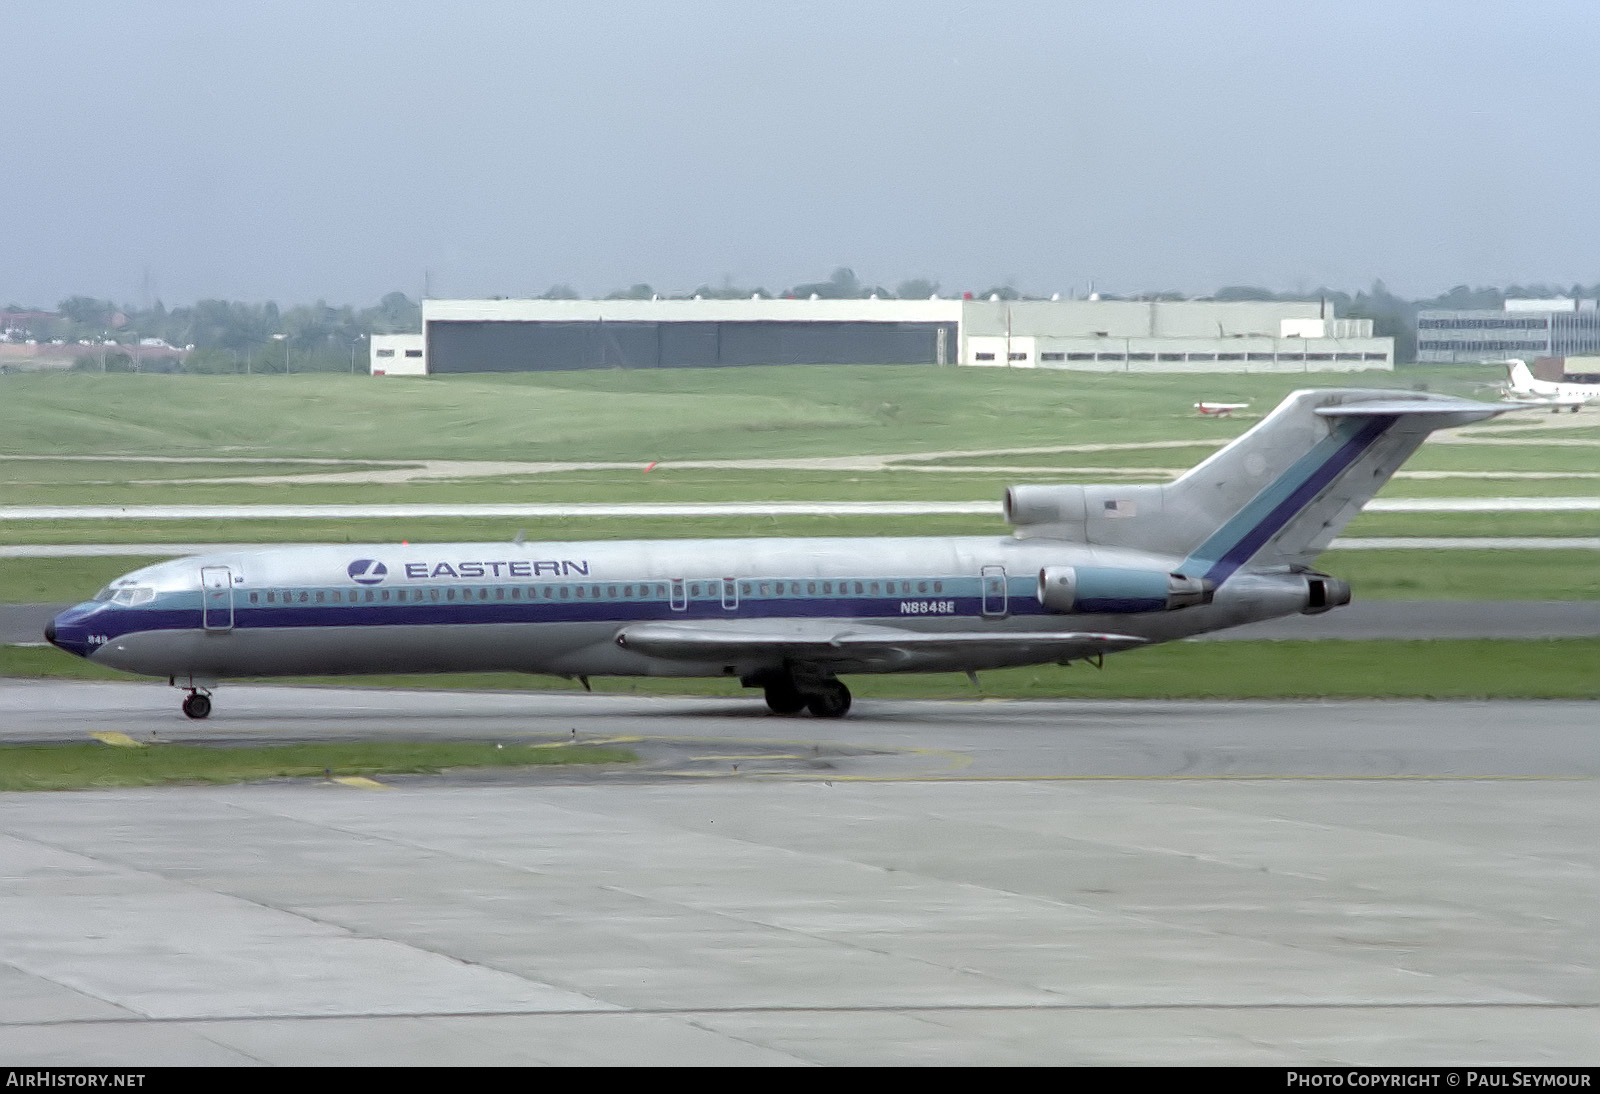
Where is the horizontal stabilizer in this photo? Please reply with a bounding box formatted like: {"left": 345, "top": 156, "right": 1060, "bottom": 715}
{"left": 1315, "top": 396, "right": 1509, "bottom": 420}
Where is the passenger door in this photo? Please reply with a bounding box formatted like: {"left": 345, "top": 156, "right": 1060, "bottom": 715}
{"left": 201, "top": 566, "right": 234, "bottom": 631}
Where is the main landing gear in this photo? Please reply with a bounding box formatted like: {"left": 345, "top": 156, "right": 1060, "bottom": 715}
{"left": 803, "top": 679, "right": 851, "bottom": 719}
{"left": 747, "top": 669, "right": 852, "bottom": 718}
{"left": 181, "top": 689, "right": 212, "bottom": 720}
{"left": 762, "top": 681, "right": 807, "bottom": 715}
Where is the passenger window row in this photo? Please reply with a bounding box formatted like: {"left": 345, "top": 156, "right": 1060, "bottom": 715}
{"left": 244, "top": 579, "right": 949, "bottom": 605}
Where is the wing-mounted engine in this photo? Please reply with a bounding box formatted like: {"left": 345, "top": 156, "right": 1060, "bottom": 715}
{"left": 1037, "top": 565, "right": 1213, "bottom": 614}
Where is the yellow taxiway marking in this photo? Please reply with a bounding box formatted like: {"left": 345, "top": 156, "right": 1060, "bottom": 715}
{"left": 332, "top": 776, "right": 389, "bottom": 789}
{"left": 655, "top": 770, "right": 757, "bottom": 778}
{"left": 90, "top": 732, "right": 146, "bottom": 748}
{"left": 690, "top": 754, "right": 807, "bottom": 762}
{"left": 527, "top": 735, "right": 645, "bottom": 748}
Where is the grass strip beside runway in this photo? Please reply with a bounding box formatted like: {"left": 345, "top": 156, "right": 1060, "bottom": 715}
{"left": 5, "top": 638, "right": 1597, "bottom": 699}
{"left": 0, "top": 740, "right": 638, "bottom": 791}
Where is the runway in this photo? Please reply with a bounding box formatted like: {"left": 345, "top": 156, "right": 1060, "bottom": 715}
{"left": 1, "top": 682, "right": 1596, "bottom": 1064}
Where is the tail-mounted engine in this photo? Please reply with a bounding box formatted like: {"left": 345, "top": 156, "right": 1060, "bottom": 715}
{"left": 1300, "top": 573, "right": 1352, "bottom": 615}
{"left": 1037, "top": 566, "right": 1213, "bottom": 614}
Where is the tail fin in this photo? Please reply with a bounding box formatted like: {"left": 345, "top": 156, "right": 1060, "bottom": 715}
{"left": 1507, "top": 359, "right": 1538, "bottom": 393}
{"left": 1006, "top": 389, "right": 1513, "bottom": 581}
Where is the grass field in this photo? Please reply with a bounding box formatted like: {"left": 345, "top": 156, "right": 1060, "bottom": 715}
{"left": 4, "top": 508, "right": 1597, "bottom": 547}
{"left": 2, "top": 461, "right": 1595, "bottom": 509}
{"left": 0, "top": 367, "right": 1589, "bottom": 530}
{"left": 0, "top": 365, "right": 1511, "bottom": 461}
{"left": 0, "top": 740, "right": 637, "bottom": 792}
{"left": 1340, "top": 511, "right": 1599, "bottom": 537}
{"left": 1501, "top": 425, "right": 1600, "bottom": 441}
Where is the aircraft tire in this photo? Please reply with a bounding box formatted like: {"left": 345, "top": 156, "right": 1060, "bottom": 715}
{"left": 764, "top": 684, "right": 807, "bottom": 715}
{"left": 805, "top": 680, "right": 851, "bottom": 719}
{"left": 182, "top": 693, "right": 211, "bottom": 720}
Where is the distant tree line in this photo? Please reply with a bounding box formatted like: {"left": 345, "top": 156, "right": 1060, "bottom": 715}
{"left": 1, "top": 292, "right": 420, "bottom": 374}
{"left": 9, "top": 273, "right": 1598, "bottom": 371}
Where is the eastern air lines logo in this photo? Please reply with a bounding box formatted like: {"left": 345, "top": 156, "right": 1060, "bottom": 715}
{"left": 347, "top": 559, "right": 388, "bottom": 585}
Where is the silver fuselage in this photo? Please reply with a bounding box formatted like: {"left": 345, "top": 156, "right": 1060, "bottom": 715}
{"left": 48, "top": 534, "right": 1316, "bottom": 684}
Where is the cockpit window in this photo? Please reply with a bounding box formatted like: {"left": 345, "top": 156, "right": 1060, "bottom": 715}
{"left": 92, "top": 586, "right": 116, "bottom": 602}
{"left": 110, "top": 586, "right": 156, "bottom": 606}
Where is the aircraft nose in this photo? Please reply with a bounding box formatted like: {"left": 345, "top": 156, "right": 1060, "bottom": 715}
{"left": 43, "top": 607, "right": 93, "bottom": 657}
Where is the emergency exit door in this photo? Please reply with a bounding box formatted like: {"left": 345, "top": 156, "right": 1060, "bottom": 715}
{"left": 981, "top": 565, "right": 1008, "bottom": 617}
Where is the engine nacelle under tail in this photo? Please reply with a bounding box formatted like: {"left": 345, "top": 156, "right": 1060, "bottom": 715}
{"left": 1037, "top": 566, "right": 1214, "bottom": 614}
{"left": 1300, "top": 573, "right": 1352, "bottom": 615}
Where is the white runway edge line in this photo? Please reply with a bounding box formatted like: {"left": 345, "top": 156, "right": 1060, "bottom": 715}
{"left": 4, "top": 538, "right": 1598, "bottom": 559}
{"left": 1, "top": 498, "right": 1597, "bottom": 520}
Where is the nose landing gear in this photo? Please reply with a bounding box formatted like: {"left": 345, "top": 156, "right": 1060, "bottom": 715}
{"left": 170, "top": 676, "right": 217, "bottom": 720}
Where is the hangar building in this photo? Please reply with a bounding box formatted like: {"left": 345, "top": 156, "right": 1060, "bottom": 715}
{"left": 418, "top": 298, "right": 958, "bottom": 373}
{"left": 376, "top": 297, "right": 1392, "bottom": 374}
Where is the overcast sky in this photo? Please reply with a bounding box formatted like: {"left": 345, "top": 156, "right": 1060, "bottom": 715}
{"left": 5, "top": 0, "right": 1598, "bottom": 307}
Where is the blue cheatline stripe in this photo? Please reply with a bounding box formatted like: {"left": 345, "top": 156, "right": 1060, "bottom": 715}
{"left": 1181, "top": 415, "right": 1395, "bottom": 586}
{"left": 66, "top": 577, "right": 1054, "bottom": 644}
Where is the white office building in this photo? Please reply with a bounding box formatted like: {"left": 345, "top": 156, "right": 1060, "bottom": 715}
{"left": 369, "top": 333, "right": 426, "bottom": 375}
{"left": 1416, "top": 298, "right": 1600, "bottom": 364}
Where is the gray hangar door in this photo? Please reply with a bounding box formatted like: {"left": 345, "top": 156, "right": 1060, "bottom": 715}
{"left": 427, "top": 320, "right": 956, "bottom": 372}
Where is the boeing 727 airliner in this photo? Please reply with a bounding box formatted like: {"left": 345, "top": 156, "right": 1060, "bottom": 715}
{"left": 46, "top": 388, "right": 1515, "bottom": 719}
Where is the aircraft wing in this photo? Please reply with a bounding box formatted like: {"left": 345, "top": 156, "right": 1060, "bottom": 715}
{"left": 616, "top": 620, "right": 1147, "bottom": 672}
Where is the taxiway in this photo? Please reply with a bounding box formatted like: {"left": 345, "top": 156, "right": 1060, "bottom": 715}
{"left": 1, "top": 683, "right": 1596, "bottom": 1065}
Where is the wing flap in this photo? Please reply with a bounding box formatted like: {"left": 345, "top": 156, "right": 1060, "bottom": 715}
{"left": 616, "top": 620, "right": 1146, "bottom": 671}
